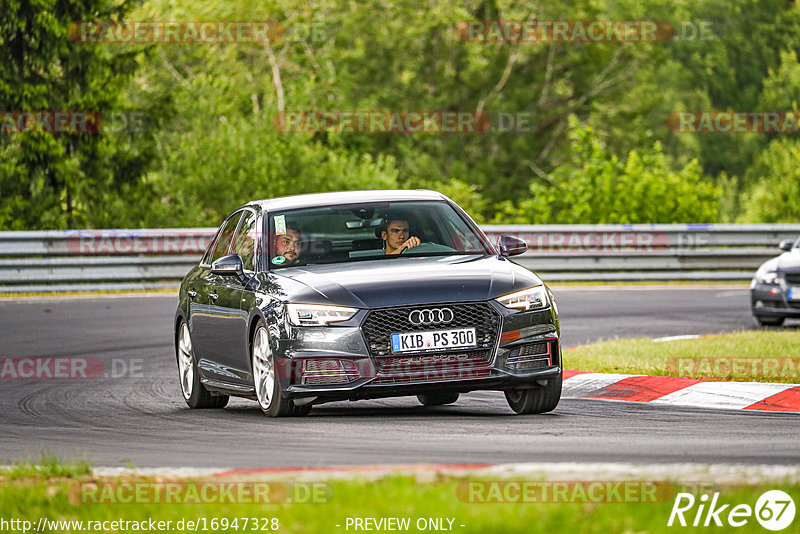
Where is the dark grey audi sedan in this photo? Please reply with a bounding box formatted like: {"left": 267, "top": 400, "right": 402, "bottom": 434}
{"left": 751, "top": 236, "right": 800, "bottom": 326}
{"left": 175, "top": 190, "right": 562, "bottom": 417}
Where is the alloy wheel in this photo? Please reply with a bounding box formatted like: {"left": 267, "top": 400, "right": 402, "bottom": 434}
{"left": 252, "top": 326, "right": 275, "bottom": 410}
{"left": 177, "top": 322, "right": 194, "bottom": 400}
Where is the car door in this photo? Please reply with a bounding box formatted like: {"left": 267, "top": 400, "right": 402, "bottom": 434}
{"left": 210, "top": 208, "right": 260, "bottom": 381}
{"left": 190, "top": 211, "right": 243, "bottom": 379}
{"left": 203, "top": 209, "right": 256, "bottom": 382}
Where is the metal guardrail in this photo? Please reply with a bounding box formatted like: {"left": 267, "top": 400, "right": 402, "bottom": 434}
{"left": 0, "top": 225, "right": 798, "bottom": 291}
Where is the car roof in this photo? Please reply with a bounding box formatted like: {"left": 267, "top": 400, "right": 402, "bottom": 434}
{"left": 245, "top": 190, "right": 449, "bottom": 211}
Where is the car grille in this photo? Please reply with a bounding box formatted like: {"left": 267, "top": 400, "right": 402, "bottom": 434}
{"left": 373, "top": 369, "right": 492, "bottom": 384}
{"left": 785, "top": 272, "right": 800, "bottom": 285}
{"left": 373, "top": 350, "right": 493, "bottom": 384}
{"left": 300, "top": 359, "right": 360, "bottom": 385}
{"left": 361, "top": 302, "right": 501, "bottom": 357}
{"left": 505, "top": 341, "right": 557, "bottom": 371}
{"left": 375, "top": 350, "right": 492, "bottom": 373}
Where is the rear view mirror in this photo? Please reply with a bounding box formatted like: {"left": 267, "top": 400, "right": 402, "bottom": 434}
{"left": 497, "top": 235, "right": 527, "bottom": 257}
{"left": 779, "top": 240, "right": 794, "bottom": 252}
{"left": 345, "top": 218, "right": 384, "bottom": 229}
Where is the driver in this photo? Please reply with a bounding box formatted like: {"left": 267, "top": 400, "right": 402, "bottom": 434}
{"left": 272, "top": 224, "right": 303, "bottom": 265}
{"left": 381, "top": 217, "right": 421, "bottom": 255}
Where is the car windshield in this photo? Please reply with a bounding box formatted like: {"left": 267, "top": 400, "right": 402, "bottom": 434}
{"left": 266, "top": 200, "right": 492, "bottom": 269}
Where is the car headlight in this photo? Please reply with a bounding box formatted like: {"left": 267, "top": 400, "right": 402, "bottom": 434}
{"left": 286, "top": 303, "right": 358, "bottom": 326}
{"left": 754, "top": 268, "right": 779, "bottom": 285}
{"left": 496, "top": 285, "right": 548, "bottom": 311}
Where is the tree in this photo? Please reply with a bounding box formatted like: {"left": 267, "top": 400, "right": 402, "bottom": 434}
{"left": 492, "top": 116, "right": 720, "bottom": 223}
{"left": 739, "top": 138, "right": 800, "bottom": 223}
{"left": 0, "top": 0, "right": 147, "bottom": 229}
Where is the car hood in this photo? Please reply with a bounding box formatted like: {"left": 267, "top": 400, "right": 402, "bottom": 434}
{"left": 761, "top": 252, "right": 800, "bottom": 273}
{"left": 272, "top": 255, "right": 542, "bottom": 308}
{"left": 777, "top": 251, "right": 800, "bottom": 272}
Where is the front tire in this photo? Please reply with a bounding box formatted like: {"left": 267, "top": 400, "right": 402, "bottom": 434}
{"left": 504, "top": 374, "right": 562, "bottom": 414}
{"left": 252, "top": 323, "right": 295, "bottom": 417}
{"left": 176, "top": 320, "right": 229, "bottom": 409}
{"left": 417, "top": 392, "right": 459, "bottom": 406}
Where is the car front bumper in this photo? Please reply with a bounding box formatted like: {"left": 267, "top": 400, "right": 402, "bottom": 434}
{"left": 275, "top": 303, "right": 561, "bottom": 403}
{"left": 751, "top": 283, "right": 800, "bottom": 319}
{"left": 285, "top": 366, "right": 562, "bottom": 402}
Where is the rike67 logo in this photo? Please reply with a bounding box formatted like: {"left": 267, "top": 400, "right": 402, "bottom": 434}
{"left": 668, "top": 490, "right": 795, "bottom": 530}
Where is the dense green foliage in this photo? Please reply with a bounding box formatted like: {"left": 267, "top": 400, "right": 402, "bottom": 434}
{"left": 492, "top": 117, "right": 720, "bottom": 223}
{"left": 740, "top": 138, "right": 800, "bottom": 223}
{"left": 2, "top": 0, "right": 799, "bottom": 229}
{"left": 0, "top": 0, "right": 147, "bottom": 229}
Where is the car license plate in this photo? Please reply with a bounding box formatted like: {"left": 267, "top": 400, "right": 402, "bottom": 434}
{"left": 391, "top": 328, "right": 476, "bottom": 353}
{"left": 789, "top": 287, "right": 800, "bottom": 300}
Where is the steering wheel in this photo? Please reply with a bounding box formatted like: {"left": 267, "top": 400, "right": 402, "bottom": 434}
{"left": 399, "top": 240, "right": 431, "bottom": 254}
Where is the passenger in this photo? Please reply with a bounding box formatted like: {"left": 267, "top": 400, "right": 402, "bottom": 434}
{"left": 381, "top": 217, "right": 421, "bottom": 255}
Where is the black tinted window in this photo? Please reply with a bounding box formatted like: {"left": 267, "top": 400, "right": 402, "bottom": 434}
{"left": 201, "top": 227, "right": 223, "bottom": 265}
{"left": 268, "top": 201, "right": 490, "bottom": 269}
{"left": 232, "top": 211, "right": 258, "bottom": 271}
{"left": 210, "top": 212, "right": 242, "bottom": 263}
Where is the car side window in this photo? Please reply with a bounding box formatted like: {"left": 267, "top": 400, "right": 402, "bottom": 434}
{"left": 210, "top": 212, "right": 243, "bottom": 263}
{"left": 201, "top": 227, "right": 223, "bottom": 265}
{"left": 232, "top": 211, "right": 258, "bottom": 271}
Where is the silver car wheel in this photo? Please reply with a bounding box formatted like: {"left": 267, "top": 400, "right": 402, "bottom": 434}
{"left": 252, "top": 326, "right": 275, "bottom": 410}
{"left": 177, "top": 322, "right": 194, "bottom": 400}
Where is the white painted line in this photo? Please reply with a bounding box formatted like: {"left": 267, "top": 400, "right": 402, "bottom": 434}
{"left": 562, "top": 372, "right": 639, "bottom": 398}
{"left": 652, "top": 335, "right": 702, "bottom": 343}
{"left": 92, "top": 466, "right": 225, "bottom": 477}
{"left": 483, "top": 462, "right": 800, "bottom": 484}
{"left": 714, "top": 290, "right": 750, "bottom": 298}
{"left": 651, "top": 381, "right": 795, "bottom": 410}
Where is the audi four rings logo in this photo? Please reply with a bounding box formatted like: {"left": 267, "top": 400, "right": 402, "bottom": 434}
{"left": 408, "top": 308, "right": 454, "bottom": 325}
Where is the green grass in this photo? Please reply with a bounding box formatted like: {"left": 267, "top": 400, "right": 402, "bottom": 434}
{"left": 567, "top": 330, "right": 800, "bottom": 382}
{"left": 2, "top": 462, "right": 800, "bottom": 534}
{"left": 1, "top": 455, "right": 92, "bottom": 480}
{"left": 549, "top": 280, "right": 749, "bottom": 288}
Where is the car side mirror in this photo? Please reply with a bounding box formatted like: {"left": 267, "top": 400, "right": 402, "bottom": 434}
{"left": 497, "top": 235, "right": 527, "bottom": 257}
{"left": 211, "top": 254, "right": 245, "bottom": 281}
{"left": 779, "top": 240, "right": 794, "bottom": 252}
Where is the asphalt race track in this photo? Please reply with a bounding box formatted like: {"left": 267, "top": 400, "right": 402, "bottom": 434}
{"left": 1, "top": 287, "right": 798, "bottom": 468}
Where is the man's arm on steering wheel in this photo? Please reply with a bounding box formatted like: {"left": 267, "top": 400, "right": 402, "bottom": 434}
{"left": 400, "top": 236, "right": 421, "bottom": 252}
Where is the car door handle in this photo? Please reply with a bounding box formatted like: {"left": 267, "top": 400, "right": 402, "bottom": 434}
{"left": 187, "top": 290, "right": 197, "bottom": 299}
{"left": 209, "top": 292, "right": 218, "bottom": 302}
